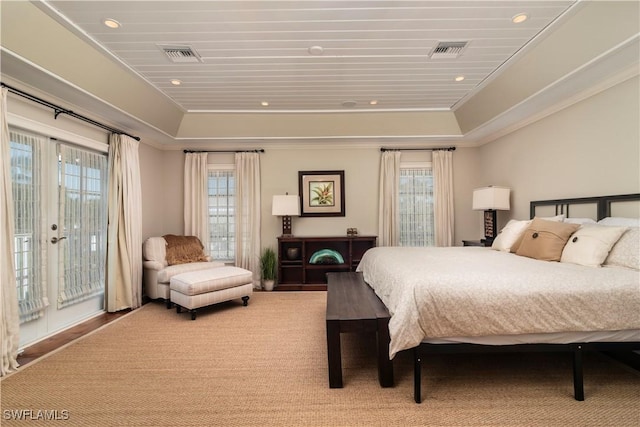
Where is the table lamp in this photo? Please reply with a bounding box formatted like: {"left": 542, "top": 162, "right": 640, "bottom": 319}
{"left": 272, "top": 194, "right": 300, "bottom": 237}
{"left": 472, "top": 186, "right": 511, "bottom": 244}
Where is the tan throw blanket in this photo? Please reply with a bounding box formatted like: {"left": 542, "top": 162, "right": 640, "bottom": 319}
{"left": 163, "top": 235, "right": 208, "bottom": 265}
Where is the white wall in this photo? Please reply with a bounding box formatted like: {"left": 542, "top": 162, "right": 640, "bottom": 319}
{"left": 140, "top": 144, "right": 483, "bottom": 248}
{"left": 478, "top": 75, "right": 640, "bottom": 222}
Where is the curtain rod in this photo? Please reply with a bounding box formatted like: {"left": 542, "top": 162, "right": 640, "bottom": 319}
{"left": 184, "top": 149, "right": 265, "bottom": 153}
{"left": 380, "top": 146, "right": 456, "bottom": 152}
{"left": 1, "top": 82, "right": 140, "bottom": 141}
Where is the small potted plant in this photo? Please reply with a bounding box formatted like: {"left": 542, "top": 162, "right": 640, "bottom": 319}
{"left": 260, "top": 247, "right": 277, "bottom": 291}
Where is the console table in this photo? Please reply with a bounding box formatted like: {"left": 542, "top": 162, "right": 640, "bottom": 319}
{"left": 276, "top": 235, "right": 377, "bottom": 290}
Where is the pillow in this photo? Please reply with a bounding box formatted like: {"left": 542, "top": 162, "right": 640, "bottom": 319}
{"left": 598, "top": 217, "right": 640, "bottom": 227}
{"left": 491, "top": 219, "right": 531, "bottom": 252}
{"left": 604, "top": 227, "right": 640, "bottom": 270}
{"left": 515, "top": 218, "right": 580, "bottom": 261}
{"left": 163, "top": 235, "right": 208, "bottom": 266}
{"left": 564, "top": 217, "right": 597, "bottom": 225}
{"left": 510, "top": 215, "right": 566, "bottom": 252}
{"left": 560, "top": 225, "right": 627, "bottom": 267}
{"left": 540, "top": 214, "right": 566, "bottom": 222}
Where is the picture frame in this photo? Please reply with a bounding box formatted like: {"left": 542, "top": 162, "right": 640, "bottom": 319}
{"left": 298, "top": 170, "right": 345, "bottom": 217}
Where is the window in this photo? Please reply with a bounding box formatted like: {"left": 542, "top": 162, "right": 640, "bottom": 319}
{"left": 399, "top": 163, "right": 435, "bottom": 246}
{"left": 208, "top": 166, "right": 235, "bottom": 261}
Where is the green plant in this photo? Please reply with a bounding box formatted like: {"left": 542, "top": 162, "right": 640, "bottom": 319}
{"left": 260, "top": 247, "right": 277, "bottom": 281}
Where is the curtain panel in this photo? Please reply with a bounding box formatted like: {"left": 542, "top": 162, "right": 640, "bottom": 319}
{"left": 432, "top": 150, "right": 455, "bottom": 247}
{"left": 378, "top": 151, "right": 401, "bottom": 246}
{"left": 184, "top": 153, "right": 210, "bottom": 252}
{"left": 1, "top": 88, "right": 20, "bottom": 376}
{"left": 234, "top": 152, "right": 261, "bottom": 288}
{"left": 106, "top": 134, "right": 142, "bottom": 312}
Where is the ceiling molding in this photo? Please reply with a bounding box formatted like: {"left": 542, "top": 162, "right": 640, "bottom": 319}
{"left": 463, "top": 34, "right": 640, "bottom": 147}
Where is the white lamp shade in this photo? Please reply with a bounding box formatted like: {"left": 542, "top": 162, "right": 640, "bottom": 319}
{"left": 272, "top": 195, "right": 300, "bottom": 216}
{"left": 472, "top": 186, "right": 511, "bottom": 210}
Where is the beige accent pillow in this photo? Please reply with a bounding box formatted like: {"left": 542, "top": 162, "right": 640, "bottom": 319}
{"left": 491, "top": 219, "right": 531, "bottom": 252}
{"left": 560, "top": 225, "right": 627, "bottom": 267}
{"left": 510, "top": 215, "right": 566, "bottom": 253}
{"left": 515, "top": 218, "right": 580, "bottom": 261}
{"left": 604, "top": 227, "right": 640, "bottom": 270}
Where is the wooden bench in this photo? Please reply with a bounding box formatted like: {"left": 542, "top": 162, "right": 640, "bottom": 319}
{"left": 326, "top": 272, "right": 394, "bottom": 388}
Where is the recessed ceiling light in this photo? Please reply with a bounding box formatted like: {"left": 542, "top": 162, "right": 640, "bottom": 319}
{"left": 170, "top": 79, "right": 182, "bottom": 86}
{"left": 102, "top": 18, "right": 121, "bottom": 29}
{"left": 308, "top": 45, "right": 324, "bottom": 56}
{"left": 261, "top": 101, "right": 269, "bottom": 107}
{"left": 512, "top": 13, "right": 528, "bottom": 24}
{"left": 369, "top": 100, "right": 378, "bottom": 105}
{"left": 454, "top": 75, "right": 465, "bottom": 82}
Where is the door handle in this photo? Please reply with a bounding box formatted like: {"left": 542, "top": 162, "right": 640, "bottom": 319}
{"left": 51, "top": 236, "right": 67, "bottom": 244}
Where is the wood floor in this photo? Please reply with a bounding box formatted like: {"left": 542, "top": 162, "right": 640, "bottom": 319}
{"left": 16, "top": 310, "right": 130, "bottom": 366}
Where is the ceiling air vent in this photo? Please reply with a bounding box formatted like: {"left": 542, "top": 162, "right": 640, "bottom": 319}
{"left": 429, "top": 41, "right": 468, "bottom": 59}
{"left": 159, "top": 45, "right": 203, "bottom": 63}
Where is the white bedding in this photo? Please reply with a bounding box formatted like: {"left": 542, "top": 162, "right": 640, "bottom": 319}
{"left": 356, "top": 247, "right": 640, "bottom": 358}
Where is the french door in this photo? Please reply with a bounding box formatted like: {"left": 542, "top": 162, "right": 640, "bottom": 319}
{"left": 10, "top": 127, "right": 108, "bottom": 348}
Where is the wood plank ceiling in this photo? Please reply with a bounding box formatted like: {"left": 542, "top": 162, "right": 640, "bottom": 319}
{"left": 43, "top": 0, "right": 576, "bottom": 112}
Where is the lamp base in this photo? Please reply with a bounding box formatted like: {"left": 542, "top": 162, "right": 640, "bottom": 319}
{"left": 281, "top": 215, "right": 292, "bottom": 236}
{"left": 483, "top": 210, "right": 497, "bottom": 242}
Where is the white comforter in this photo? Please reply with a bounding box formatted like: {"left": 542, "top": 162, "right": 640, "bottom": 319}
{"left": 356, "top": 247, "right": 640, "bottom": 358}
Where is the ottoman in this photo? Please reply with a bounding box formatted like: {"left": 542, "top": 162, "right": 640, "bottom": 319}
{"left": 169, "top": 266, "right": 253, "bottom": 320}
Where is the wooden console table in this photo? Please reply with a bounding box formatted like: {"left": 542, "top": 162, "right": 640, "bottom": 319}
{"left": 276, "top": 235, "right": 376, "bottom": 290}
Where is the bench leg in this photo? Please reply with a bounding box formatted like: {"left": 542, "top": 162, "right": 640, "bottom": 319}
{"left": 242, "top": 296, "right": 250, "bottom": 306}
{"left": 414, "top": 347, "right": 422, "bottom": 403}
{"left": 326, "top": 320, "right": 343, "bottom": 388}
{"left": 190, "top": 309, "right": 197, "bottom": 321}
{"left": 377, "top": 317, "right": 394, "bottom": 387}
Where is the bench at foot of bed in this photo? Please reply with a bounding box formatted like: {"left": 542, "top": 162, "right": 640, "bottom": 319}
{"left": 326, "top": 272, "right": 394, "bottom": 388}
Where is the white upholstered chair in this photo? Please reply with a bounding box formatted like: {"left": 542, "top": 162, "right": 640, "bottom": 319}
{"left": 142, "top": 237, "right": 224, "bottom": 304}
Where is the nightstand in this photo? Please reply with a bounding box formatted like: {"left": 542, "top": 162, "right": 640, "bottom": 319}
{"left": 462, "top": 240, "right": 491, "bottom": 247}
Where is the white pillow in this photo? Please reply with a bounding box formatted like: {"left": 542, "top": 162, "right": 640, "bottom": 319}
{"left": 560, "top": 225, "right": 627, "bottom": 267}
{"left": 604, "top": 227, "right": 640, "bottom": 270}
{"left": 598, "top": 217, "right": 640, "bottom": 227}
{"left": 540, "top": 214, "right": 565, "bottom": 222}
{"left": 564, "top": 217, "right": 597, "bottom": 225}
{"left": 491, "top": 219, "right": 531, "bottom": 252}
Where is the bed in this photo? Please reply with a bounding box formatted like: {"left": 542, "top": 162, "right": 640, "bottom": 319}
{"left": 355, "top": 194, "right": 640, "bottom": 401}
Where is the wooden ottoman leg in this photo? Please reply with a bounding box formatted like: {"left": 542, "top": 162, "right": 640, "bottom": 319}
{"left": 242, "top": 296, "right": 250, "bottom": 306}
{"left": 166, "top": 299, "right": 172, "bottom": 309}
{"left": 190, "top": 309, "right": 197, "bottom": 321}
{"left": 176, "top": 305, "right": 181, "bottom": 313}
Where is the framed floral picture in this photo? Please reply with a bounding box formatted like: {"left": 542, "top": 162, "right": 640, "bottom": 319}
{"left": 298, "top": 170, "right": 345, "bottom": 217}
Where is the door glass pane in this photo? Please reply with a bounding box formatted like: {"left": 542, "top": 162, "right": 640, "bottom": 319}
{"left": 57, "top": 144, "right": 108, "bottom": 308}
{"left": 9, "top": 130, "right": 49, "bottom": 323}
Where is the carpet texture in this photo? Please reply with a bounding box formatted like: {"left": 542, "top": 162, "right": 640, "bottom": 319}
{"left": 1, "top": 292, "right": 639, "bottom": 426}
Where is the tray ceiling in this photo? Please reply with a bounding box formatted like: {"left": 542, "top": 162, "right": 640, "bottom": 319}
{"left": 41, "top": 0, "right": 576, "bottom": 113}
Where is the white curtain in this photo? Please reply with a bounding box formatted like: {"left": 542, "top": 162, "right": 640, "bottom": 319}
{"left": 432, "top": 150, "right": 454, "bottom": 246}
{"left": 1, "top": 88, "right": 20, "bottom": 376}
{"left": 106, "top": 134, "right": 142, "bottom": 311}
{"left": 378, "top": 151, "right": 401, "bottom": 246}
{"left": 235, "top": 152, "right": 261, "bottom": 288}
{"left": 184, "top": 153, "right": 210, "bottom": 250}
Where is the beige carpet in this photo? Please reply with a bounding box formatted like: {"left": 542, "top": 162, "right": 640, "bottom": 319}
{"left": 1, "top": 292, "right": 639, "bottom": 426}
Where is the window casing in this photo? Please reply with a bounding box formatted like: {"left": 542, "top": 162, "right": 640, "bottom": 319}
{"left": 399, "top": 162, "right": 435, "bottom": 247}
{"left": 208, "top": 166, "right": 235, "bottom": 261}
